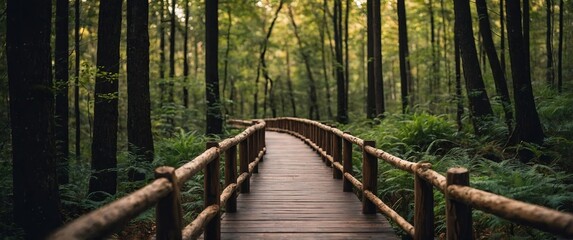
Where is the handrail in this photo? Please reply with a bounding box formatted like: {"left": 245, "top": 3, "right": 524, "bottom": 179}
{"left": 48, "top": 120, "right": 266, "bottom": 240}
{"left": 265, "top": 117, "right": 573, "bottom": 239}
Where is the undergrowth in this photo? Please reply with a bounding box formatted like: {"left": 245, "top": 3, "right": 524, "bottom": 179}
{"left": 342, "top": 109, "right": 573, "bottom": 239}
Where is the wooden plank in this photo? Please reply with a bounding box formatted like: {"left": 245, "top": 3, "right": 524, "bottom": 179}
{"left": 218, "top": 131, "right": 398, "bottom": 239}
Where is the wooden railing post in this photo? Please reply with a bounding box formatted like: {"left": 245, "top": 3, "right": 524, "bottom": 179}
{"left": 239, "top": 136, "right": 250, "bottom": 193}
{"left": 414, "top": 163, "right": 434, "bottom": 240}
{"left": 250, "top": 130, "right": 258, "bottom": 174}
{"left": 362, "top": 141, "right": 377, "bottom": 214}
{"left": 333, "top": 133, "right": 342, "bottom": 179}
{"left": 225, "top": 144, "right": 237, "bottom": 213}
{"left": 446, "top": 167, "right": 473, "bottom": 240}
{"left": 343, "top": 132, "right": 353, "bottom": 192}
{"left": 204, "top": 142, "right": 220, "bottom": 240}
{"left": 324, "top": 127, "right": 332, "bottom": 166}
{"left": 155, "top": 166, "right": 183, "bottom": 240}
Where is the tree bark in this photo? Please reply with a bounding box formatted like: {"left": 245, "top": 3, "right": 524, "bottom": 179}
{"left": 253, "top": 0, "right": 283, "bottom": 118}
{"left": 500, "top": 0, "right": 506, "bottom": 74}
{"left": 262, "top": 1, "right": 284, "bottom": 118}
{"left": 546, "top": 0, "right": 554, "bottom": 86}
{"left": 523, "top": 0, "right": 531, "bottom": 79}
{"left": 557, "top": 0, "right": 563, "bottom": 93}
{"left": 127, "top": 0, "right": 154, "bottom": 181}
{"left": 205, "top": 0, "right": 223, "bottom": 135}
{"left": 288, "top": 5, "right": 320, "bottom": 120}
{"left": 183, "top": 0, "right": 190, "bottom": 108}
{"left": 333, "top": 0, "right": 348, "bottom": 123}
{"left": 89, "top": 0, "right": 122, "bottom": 199}
{"left": 7, "top": 0, "right": 63, "bottom": 237}
{"left": 222, "top": 7, "right": 231, "bottom": 114}
{"left": 319, "top": 0, "right": 333, "bottom": 120}
{"left": 453, "top": 0, "right": 493, "bottom": 135}
{"left": 476, "top": 0, "right": 513, "bottom": 131}
{"left": 285, "top": 42, "right": 297, "bottom": 117}
{"left": 55, "top": 0, "right": 69, "bottom": 184}
{"left": 74, "top": 0, "right": 81, "bottom": 161}
{"left": 455, "top": 25, "right": 464, "bottom": 132}
{"left": 397, "top": 0, "right": 412, "bottom": 114}
{"left": 367, "top": 0, "right": 384, "bottom": 118}
{"left": 159, "top": 0, "right": 166, "bottom": 104}
{"left": 506, "top": 0, "right": 545, "bottom": 162}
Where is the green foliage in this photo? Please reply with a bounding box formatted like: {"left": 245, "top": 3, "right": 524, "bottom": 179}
{"left": 343, "top": 113, "right": 573, "bottom": 238}
{"left": 155, "top": 129, "right": 206, "bottom": 167}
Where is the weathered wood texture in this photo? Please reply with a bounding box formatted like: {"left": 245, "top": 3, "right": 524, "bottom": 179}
{"left": 219, "top": 132, "right": 397, "bottom": 239}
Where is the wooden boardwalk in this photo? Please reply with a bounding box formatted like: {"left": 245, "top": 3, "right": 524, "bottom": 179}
{"left": 220, "top": 131, "right": 397, "bottom": 239}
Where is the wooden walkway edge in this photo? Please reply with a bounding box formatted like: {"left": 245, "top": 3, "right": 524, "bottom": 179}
{"left": 219, "top": 131, "right": 397, "bottom": 239}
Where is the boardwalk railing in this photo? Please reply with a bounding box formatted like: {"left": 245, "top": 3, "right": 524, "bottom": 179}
{"left": 49, "top": 120, "right": 266, "bottom": 240}
{"left": 265, "top": 117, "right": 573, "bottom": 239}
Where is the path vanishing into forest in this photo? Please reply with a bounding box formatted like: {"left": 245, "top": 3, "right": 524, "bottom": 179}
{"left": 216, "top": 131, "right": 397, "bottom": 239}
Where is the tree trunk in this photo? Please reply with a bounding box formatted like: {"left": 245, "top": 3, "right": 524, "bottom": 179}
{"left": 506, "top": 0, "right": 545, "bottom": 162}
{"left": 397, "top": 0, "right": 412, "bottom": 114}
{"left": 127, "top": 0, "right": 154, "bottom": 182}
{"left": 288, "top": 5, "right": 320, "bottom": 120}
{"left": 333, "top": 0, "right": 348, "bottom": 123}
{"left": 476, "top": 0, "right": 513, "bottom": 131}
{"left": 183, "top": 0, "right": 190, "bottom": 108}
{"left": 455, "top": 25, "right": 464, "bottom": 132}
{"left": 500, "top": 0, "right": 506, "bottom": 74}
{"left": 205, "top": 0, "right": 223, "bottom": 135}
{"left": 167, "top": 0, "right": 176, "bottom": 129}
{"left": 367, "top": 0, "right": 384, "bottom": 118}
{"left": 262, "top": 1, "right": 284, "bottom": 118}
{"left": 319, "top": 0, "right": 333, "bottom": 120}
{"left": 523, "top": 0, "right": 531, "bottom": 79}
{"left": 557, "top": 0, "right": 563, "bottom": 93}
{"left": 7, "top": 0, "right": 63, "bottom": 237}
{"left": 159, "top": 0, "right": 166, "bottom": 104}
{"left": 285, "top": 42, "right": 297, "bottom": 117}
{"left": 253, "top": 0, "right": 284, "bottom": 118}
{"left": 74, "top": 0, "right": 81, "bottom": 161}
{"left": 55, "top": 0, "right": 69, "bottom": 184}
{"left": 89, "top": 0, "right": 122, "bottom": 199}
{"left": 546, "top": 0, "right": 554, "bottom": 86}
{"left": 222, "top": 7, "right": 231, "bottom": 114}
{"left": 453, "top": 0, "right": 493, "bottom": 135}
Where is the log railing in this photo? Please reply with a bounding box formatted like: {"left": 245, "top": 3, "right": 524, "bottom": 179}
{"left": 265, "top": 117, "right": 573, "bottom": 239}
{"left": 48, "top": 120, "right": 266, "bottom": 240}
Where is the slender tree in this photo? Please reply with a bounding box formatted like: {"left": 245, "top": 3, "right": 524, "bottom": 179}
{"left": 454, "top": 0, "right": 493, "bottom": 135}
{"left": 523, "top": 0, "right": 531, "bottom": 78}
{"left": 253, "top": 0, "right": 283, "bottom": 118}
{"left": 397, "top": 0, "right": 412, "bottom": 114}
{"left": 557, "top": 0, "right": 563, "bottom": 92}
{"left": 183, "top": 0, "right": 190, "bottom": 108}
{"left": 333, "top": 0, "right": 348, "bottom": 123}
{"left": 89, "top": 0, "right": 123, "bottom": 198}
{"left": 506, "top": 0, "right": 545, "bottom": 162}
{"left": 222, "top": 7, "right": 231, "bottom": 113}
{"left": 262, "top": 1, "right": 284, "bottom": 118}
{"left": 476, "top": 0, "right": 513, "bottom": 131}
{"left": 455, "top": 25, "right": 464, "bottom": 131}
{"left": 205, "top": 0, "right": 223, "bottom": 135}
{"left": 285, "top": 42, "right": 297, "bottom": 116}
{"left": 55, "top": 0, "right": 69, "bottom": 184}
{"left": 74, "top": 0, "right": 81, "bottom": 161}
{"left": 367, "top": 0, "right": 384, "bottom": 118}
{"left": 159, "top": 0, "right": 166, "bottom": 104}
{"left": 168, "top": 0, "right": 175, "bottom": 106}
{"left": 7, "top": 0, "right": 63, "bottom": 237}
{"left": 317, "top": 0, "right": 332, "bottom": 119}
{"left": 500, "top": 0, "right": 506, "bottom": 73}
{"left": 546, "top": 0, "right": 554, "bottom": 86}
{"left": 127, "top": 0, "right": 154, "bottom": 181}
{"left": 288, "top": 5, "right": 320, "bottom": 120}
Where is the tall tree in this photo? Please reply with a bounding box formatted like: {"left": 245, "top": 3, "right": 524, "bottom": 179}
{"left": 74, "top": 0, "right": 81, "bottom": 161}
{"left": 159, "top": 0, "right": 166, "bottom": 104}
{"left": 333, "top": 0, "right": 348, "bottom": 123}
{"left": 127, "top": 0, "right": 154, "bottom": 181}
{"left": 500, "top": 0, "right": 506, "bottom": 73}
{"left": 205, "top": 0, "right": 223, "bottom": 135}
{"left": 89, "top": 0, "right": 122, "bottom": 198}
{"left": 55, "top": 0, "right": 69, "bottom": 184}
{"left": 183, "top": 0, "right": 190, "bottom": 108}
{"left": 523, "top": 0, "right": 531, "bottom": 79}
{"left": 262, "top": 1, "right": 284, "bottom": 118}
{"left": 288, "top": 5, "right": 320, "bottom": 120}
{"left": 367, "top": 0, "right": 384, "bottom": 118}
{"left": 455, "top": 24, "right": 464, "bottom": 131}
{"left": 557, "top": 0, "right": 563, "bottom": 93}
{"left": 168, "top": 0, "right": 175, "bottom": 105}
{"left": 546, "top": 0, "right": 554, "bottom": 86}
{"left": 7, "top": 0, "right": 63, "bottom": 237}
{"left": 476, "top": 0, "right": 513, "bottom": 131}
{"left": 285, "top": 42, "right": 297, "bottom": 117}
{"left": 453, "top": 0, "right": 493, "bottom": 135}
{"left": 222, "top": 7, "right": 231, "bottom": 113}
{"left": 317, "top": 0, "right": 332, "bottom": 120}
{"left": 397, "top": 0, "right": 412, "bottom": 114}
{"left": 253, "top": 0, "right": 283, "bottom": 118}
{"left": 506, "top": 0, "right": 545, "bottom": 162}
